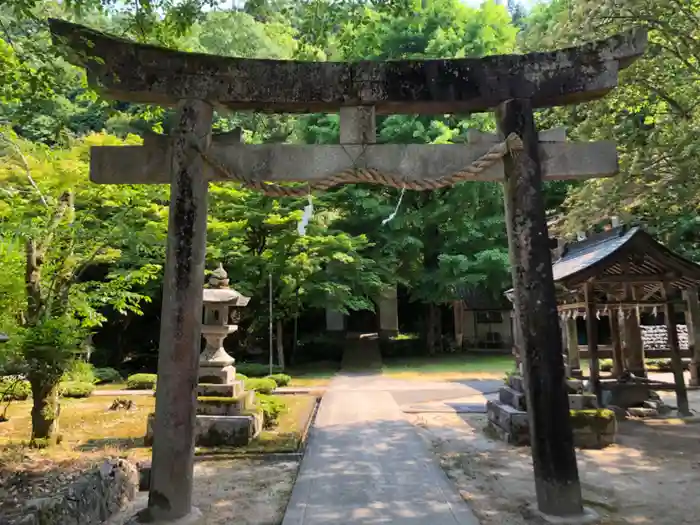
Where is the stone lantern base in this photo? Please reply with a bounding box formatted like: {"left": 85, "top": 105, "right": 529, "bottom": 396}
{"left": 145, "top": 408, "right": 262, "bottom": 448}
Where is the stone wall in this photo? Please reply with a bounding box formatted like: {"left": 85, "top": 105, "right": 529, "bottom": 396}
{"left": 4, "top": 459, "right": 138, "bottom": 525}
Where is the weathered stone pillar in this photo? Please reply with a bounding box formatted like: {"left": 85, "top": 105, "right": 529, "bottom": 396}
{"left": 683, "top": 289, "right": 700, "bottom": 386}
{"left": 610, "top": 311, "right": 624, "bottom": 377}
{"left": 664, "top": 286, "right": 690, "bottom": 415}
{"left": 378, "top": 286, "right": 399, "bottom": 339}
{"left": 497, "top": 98, "right": 583, "bottom": 518}
{"left": 453, "top": 301, "right": 464, "bottom": 349}
{"left": 325, "top": 308, "right": 346, "bottom": 332}
{"left": 564, "top": 317, "right": 580, "bottom": 374}
{"left": 147, "top": 99, "right": 213, "bottom": 522}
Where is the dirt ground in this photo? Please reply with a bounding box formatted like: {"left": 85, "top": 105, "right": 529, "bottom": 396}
{"left": 108, "top": 457, "right": 300, "bottom": 525}
{"left": 408, "top": 411, "right": 700, "bottom": 525}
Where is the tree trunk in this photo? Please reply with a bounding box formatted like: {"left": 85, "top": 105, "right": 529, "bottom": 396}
{"left": 426, "top": 303, "right": 441, "bottom": 355}
{"left": 29, "top": 378, "right": 60, "bottom": 446}
{"left": 276, "top": 319, "right": 285, "bottom": 370}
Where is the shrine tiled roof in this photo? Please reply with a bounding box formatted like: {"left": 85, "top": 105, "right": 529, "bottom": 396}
{"left": 551, "top": 226, "right": 639, "bottom": 281}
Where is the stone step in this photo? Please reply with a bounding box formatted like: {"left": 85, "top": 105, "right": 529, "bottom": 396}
{"left": 498, "top": 386, "right": 527, "bottom": 411}
{"left": 568, "top": 393, "right": 598, "bottom": 410}
{"left": 566, "top": 378, "right": 584, "bottom": 393}
{"left": 197, "top": 380, "right": 243, "bottom": 398}
{"left": 486, "top": 400, "right": 530, "bottom": 444}
{"left": 196, "top": 390, "right": 255, "bottom": 417}
{"left": 487, "top": 421, "right": 530, "bottom": 446}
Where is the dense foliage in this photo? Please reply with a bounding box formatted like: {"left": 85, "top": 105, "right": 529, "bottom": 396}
{"left": 1, "top": 0, "right": 697, "bottom": 384}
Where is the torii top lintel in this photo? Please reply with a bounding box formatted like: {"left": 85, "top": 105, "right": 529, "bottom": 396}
{"left": 48, "top": 18, "right": 646, "bottom": 115}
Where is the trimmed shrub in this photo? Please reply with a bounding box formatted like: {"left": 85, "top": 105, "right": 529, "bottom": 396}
{"left": 94, "top": 367, "right": 122, "bottom": 385}
{"left": 244, "top": 377, "right": 276, "bottom": 395}
{"left": 126, "top": 373, "right": 157, "bottom": 390}
{"left": 59, "top": 381, "right": 95, "bottom": 398}
{"left": 236, "top": 363, "right": 282, "bottom": 378}
{"left": 235, "top": 373, "right": 248, "bottom": 381}
{"left": 599, "top": 359, "right": 613, "bottom": 372}
{"left": 62, "top": 361, "right": 96, "bottom": 384}
{"left": 256, "top": 394, "right": 287, "bottom": 428}
{"left": 0, "top": 376, "right": 31, "bottom": 401}
{"left": 266, "top": 373, "right": 291, "bottom": 387}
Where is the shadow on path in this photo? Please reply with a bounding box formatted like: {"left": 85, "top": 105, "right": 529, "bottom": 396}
{"left": 282, "top": 339, "right": 479, "bottom": 525}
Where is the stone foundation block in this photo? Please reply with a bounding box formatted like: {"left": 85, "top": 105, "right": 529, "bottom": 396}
{"left": 601, "top": 383, "right": 655, "bottom": 409}
{"left": 566, "top": 378, "right": 584, "bottom": 394}
{"left": 197, "top": 380, "right": 243, "bottom": 398}
{"left": 507, "top": 374, "right": 525, "bottom": 393}
{"left": 194, "top": 414, "right": 262, "bottom": 447}
{"left": 487, "top": 420, "right": 530, "bottom": 446}
{"left": 568, "top": 393, "right": 598, "bottom": 410}
{"left": 196, "top": 398, "right": 247, "bottom": 417}
{"left": 498, "top": 386, "right": 527, "bottom": 411}
{"left": 570, "top": 409, "right": 617, "bottom": 448}
{"left": 487, "top": 405, "right": 617, "bottom": 449}
{"left": 145, "top": 412, "right": 262, "bottom": 448}
{"left": 486, "top": 400, "right": 530, "bottom": 444}
{"left": 572, "top": 428, "right": 615, "bottom": 449}
{"left": 628, "top": 406, "right": 659, "bottom": 418}
{"left": 198, "top": 365, "right": 235, "bottom": 385}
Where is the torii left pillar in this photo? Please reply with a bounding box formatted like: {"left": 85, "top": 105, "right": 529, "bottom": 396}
{"left": 146, "top": 99, "right": 213, "bottom": 522}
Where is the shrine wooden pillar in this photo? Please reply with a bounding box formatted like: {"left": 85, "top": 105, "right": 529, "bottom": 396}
{"left": 683, "top": 288, "right": 700, "bottom": 386}
{"left": 623, "top": 285, "right": 646, "bottom": 377}
{"left": 663, "top": 285, "right": 691, "bottom": 415}
{"left": 147, "top": 99, "right": 213, "bottom": 521}
{"left": 584, "top": 283, "right": 602, "bottom": 404}
{"left": 497, "top": 99, "right": 583, "bottom": 518}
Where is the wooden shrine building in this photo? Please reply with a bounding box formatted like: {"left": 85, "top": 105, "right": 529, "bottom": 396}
{"left": 509, "top": 224, "right": 700, "bottom": 414}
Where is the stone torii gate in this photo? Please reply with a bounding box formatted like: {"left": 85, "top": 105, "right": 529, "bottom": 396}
{"left": 49, "top": 19, "right": 646, "bottom": 524}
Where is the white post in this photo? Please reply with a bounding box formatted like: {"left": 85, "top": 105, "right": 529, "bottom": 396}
{"left": 269, "top": 273, "right": 273, "bottom": 375}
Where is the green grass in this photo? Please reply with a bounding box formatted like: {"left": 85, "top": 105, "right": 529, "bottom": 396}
{"left": 381, "top": 353, "right": 515, "bottom": 380}
{"left": 94, "top": 383, "right": 128, "bottom": 391}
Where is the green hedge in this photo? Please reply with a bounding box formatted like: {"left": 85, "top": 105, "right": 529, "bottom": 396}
{"left": 256, "top": 394, "right": 287, "bottom": 428}
{"left": 126, "top": 373, "right": 157, "bottom": 390}
{"left": 244, "top": 377, "right": 277, "bottom": 395}
{"left": 266, "top": 373, "right": 291, "bottom": 387}
{"left": 59, "top": 381, "right": 95, "bottom": 398}
{"left": 94, "top": 367, "right": 122, "bottom": 385}
{"left": 0, "top": 377, "right": 31, "bottom": 401}
{"left": 62, "top": 361, "right": 97, "bottom": 384}
{"left": 236, "top": 363, "right": 282, "bottom": 378}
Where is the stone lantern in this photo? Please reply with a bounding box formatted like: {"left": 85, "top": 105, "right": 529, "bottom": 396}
{"left": 198, "top": 263, "right": 250, "bottom": 391}
{"left": 146, "top": 263, "right": 261, "bottom": 448}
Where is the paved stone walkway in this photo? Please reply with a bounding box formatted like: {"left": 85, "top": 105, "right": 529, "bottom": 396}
{"left": 282, "top": 341, "right": 480, "bottom": 525}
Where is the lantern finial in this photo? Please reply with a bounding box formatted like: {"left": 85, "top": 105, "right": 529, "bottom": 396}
{"left": 209, "top": 263, "right": 229, "bottom": 288}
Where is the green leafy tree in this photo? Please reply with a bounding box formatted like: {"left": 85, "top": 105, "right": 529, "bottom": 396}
{"left": 521, "top": 0, "right": 700, "bottom": 260}
{"left": 0, "top": 129, "right": 160, "bottom": 443}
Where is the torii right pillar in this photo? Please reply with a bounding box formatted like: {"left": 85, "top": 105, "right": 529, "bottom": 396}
{"left": 498, "top": 99, "right": 584, "bottom": 518}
